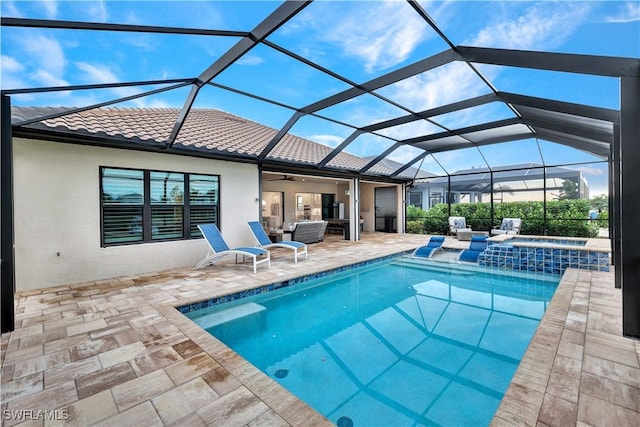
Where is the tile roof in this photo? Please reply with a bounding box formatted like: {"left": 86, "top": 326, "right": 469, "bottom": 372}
{"left": 11, "top": 107, "right": 399, "bottom": 176}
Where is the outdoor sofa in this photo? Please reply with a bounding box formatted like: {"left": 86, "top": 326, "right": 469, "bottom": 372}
{"left": 290, "top": 221, "right": 327, "bottom": 244}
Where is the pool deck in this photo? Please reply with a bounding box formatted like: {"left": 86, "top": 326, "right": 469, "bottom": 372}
{"left": 1, "top": 233, "right": 638, "bottom": 426}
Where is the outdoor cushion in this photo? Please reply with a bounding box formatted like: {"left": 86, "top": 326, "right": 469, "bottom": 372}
{"left": 501, "top": 219, "right": 513, "bottom": 230}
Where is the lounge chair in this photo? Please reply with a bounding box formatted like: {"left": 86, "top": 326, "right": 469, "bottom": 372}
{"left": 491, "top": 218, "right": 522, "bottom": 235}
{"left": 448, "top": 216, "right": 471, "bottom": 235}
{"left": 194, "top": 223, "right": 270, "bottom": 273}
{"left": 247, "top": 221, "right": 308, "bottom": 263}
{"left": 411, "top": 236, "right": 445, "bottom": 258}
{"left": 457, "top": 235, "right": 488, "bottom": 263}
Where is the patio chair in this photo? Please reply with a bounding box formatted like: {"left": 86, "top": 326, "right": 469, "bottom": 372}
{"left": 448, "top": 216, "right": 471, "bottom": 235}
{"left": 457, "top": 235, "right": 488, "bottom": 263}
{"left": 491, "top": 218, "right": 522, "bottom": 236}
{"left": 247, "top": 221, "right": 308, "bottom": 263}
{"left": 194, "top": 223, "right": 270, "bottom": 273}
{"left": 411, "top": 236, "right": 445, "bottom": 258}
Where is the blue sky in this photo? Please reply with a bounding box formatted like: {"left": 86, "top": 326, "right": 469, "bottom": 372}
{"left": 1, "top": 1, "right": 639, "bottom": 195}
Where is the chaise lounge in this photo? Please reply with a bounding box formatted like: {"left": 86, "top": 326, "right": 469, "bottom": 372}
{"left": 458, "top": 235, "right": 489, "bottom": 263}
{"left": 411, "top": 236, "right": 445, "bottom": 258}
{"left": 247, "top": 221, "right": 308, "bottom": 263}
{"left": 194, "top": 223, "right": 270, "bottom": 273}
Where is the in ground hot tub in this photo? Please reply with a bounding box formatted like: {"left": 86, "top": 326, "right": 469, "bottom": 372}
{"left": 480, "top": 235, "right": 609, "bottom": 274}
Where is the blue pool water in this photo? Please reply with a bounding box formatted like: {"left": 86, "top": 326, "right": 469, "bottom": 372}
{"left": 185, "top": 257, "right": 560, "bottom": 426}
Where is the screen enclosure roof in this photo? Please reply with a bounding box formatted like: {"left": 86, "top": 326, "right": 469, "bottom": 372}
{"left": 2, "top": 1, "right": 638, "bottom": 181}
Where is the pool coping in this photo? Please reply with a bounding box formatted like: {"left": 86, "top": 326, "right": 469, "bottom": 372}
{"left": 491, "top": 268, "right": 579, "bottom": 425}
{"left": 489, "top": 234, "right": 611, "bottom": 253}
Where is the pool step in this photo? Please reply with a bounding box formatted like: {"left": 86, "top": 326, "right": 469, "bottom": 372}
{"left": 398, "top": 256, "right": 477, "bottom": 275}
{"left": 193, "top": 302, "right": 267, "bottom": 330}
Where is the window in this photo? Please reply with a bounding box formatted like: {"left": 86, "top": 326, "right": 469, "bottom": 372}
{"left": 101, "top": 168, "right": 144, "bottom": 244}
{"left": 189, "top": 174, "right": 220, "bottom": 238}
{"left": 151, "top": 171, "right": 184, "bottom": 240}
{"left": 100, "top": 167, "right": 219, "bottom": 246}
{"left": 409, "top": 191, "right": 422, "bottom": 208}
{"left": 429, "top": 191, "right": 443, "bottom": 208}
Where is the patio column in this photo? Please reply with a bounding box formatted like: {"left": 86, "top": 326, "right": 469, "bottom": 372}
{"left": 347, "top": 178, "right": 360, "bottom": 241}
{"left": 620, "top": 76, "right": 640, "bottom": 338}
{"left": 397, "top": 183, "right": 405, "bottom": 234}
{"left": 1, "top": 95, "right": 15, "bottom": 333}
{"left": 611, "top": 124, "right": 621, "bottom": 289}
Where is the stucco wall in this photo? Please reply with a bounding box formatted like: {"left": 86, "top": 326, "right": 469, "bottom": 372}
{"left": 13, "top": 138, "right": 259, "bottom": 291}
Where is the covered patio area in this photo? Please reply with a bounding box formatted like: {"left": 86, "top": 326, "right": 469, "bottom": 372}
{"left": 1, "top": 233, "right": 638, "bottom": 426}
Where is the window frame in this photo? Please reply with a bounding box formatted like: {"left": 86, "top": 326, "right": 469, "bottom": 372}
{"left": 99, "top": 166, "right": 220, "bottom": 247}
{"left": 408, "top": 191, "right": 423, "bottom": 208}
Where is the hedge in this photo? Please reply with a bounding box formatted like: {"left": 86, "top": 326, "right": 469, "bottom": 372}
{"left": 406, "top": 199, "right": 600, "bottom": 237}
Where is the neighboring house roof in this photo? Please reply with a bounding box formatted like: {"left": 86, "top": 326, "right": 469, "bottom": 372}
{"left": 365, "top": 157, "right": 436, "bottom": 180}
{"left": 412, "top": 162, "right": 588, "bottom": 193}
{"left": 11, "top": 106, "right": 405, "bottom": 178}
{"left": 414, "top": 162, "right": 584, "bottom": 182}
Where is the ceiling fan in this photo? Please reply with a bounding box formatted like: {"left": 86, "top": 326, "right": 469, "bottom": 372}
{"left": 266, "top": 175, "right": 295, "bottom": 181}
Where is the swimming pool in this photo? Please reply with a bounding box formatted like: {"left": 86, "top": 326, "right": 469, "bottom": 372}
{"left": 184, "top": 257, "right": 559, "bottom": 426}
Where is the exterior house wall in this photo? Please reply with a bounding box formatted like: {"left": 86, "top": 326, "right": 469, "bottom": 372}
{"left": 13, "top": 138, "right": 259, "bottom": 291}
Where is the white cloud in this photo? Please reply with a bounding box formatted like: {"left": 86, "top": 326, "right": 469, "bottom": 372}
{"left": 76, "top": 61, "right": 119, "bottom": 84}
{"left": 237, "top": 55, "right": 265, "bottom": 66}
{"left": 74, "top": 61, "right": 170, "bottom": 108}
{"left": 376, "top": 119, "right": 442, "bottom": 141}
{"left": 0, "top": 75, "right": 30, "bottom": 93}
{"left": 121, "top": 34, "right": 156, "bottom": 51}
{"left": 307, "top": 134, "right": 343, "bottom": 148}
{"left": 22, "top": 35, "right": 67, "bottom": 77}
{"left": 380, "top": 61, "right": 488, "bottom": 113}
{"left": 1, "top": 55, "right": 24, "bottom": 73}
{"left": 31, "top": 69, "right": 68, "bottom": 87}
{"left": 38, "top": 0, "right": 58, "bottom": 19}
{"left": 85, "top": 0, "right": 108, "bottom": 22}
{"left": 469, "top": 3, "right": 592, "bottom": 51}
{"left": 604, "top": 2, "right": 640, "bottom": 23}
{"left": 318, "top": 1, "right": 433, "bottom": 73}
{"left": 1, "top": 1, "right": 22, "bottom": 17}
{"left": 387, "top": 145, "right": 424, "bottom": 165}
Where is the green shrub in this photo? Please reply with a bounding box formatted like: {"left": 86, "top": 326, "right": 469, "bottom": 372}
{"left": 406, "top": 220, "right": 427, "bottom": 234}
{"left": 405, "top": 199, "right": 599, "bottom": 237}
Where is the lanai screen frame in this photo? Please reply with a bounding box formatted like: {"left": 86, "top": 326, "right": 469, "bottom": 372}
{"left": 1, "top": 1, "right": 639, "bottom": 337}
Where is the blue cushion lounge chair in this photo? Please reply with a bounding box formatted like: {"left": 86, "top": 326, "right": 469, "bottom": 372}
{"left": 411, "top": 236, "right": 445, "bottom": 258}
{"left": 457, "top": 235, "right": 488, "bottom": 263}
{"left": 194, "top": 223, "right": 270, "bottom": 273}
{"left": 247, "top": 221, "right": 308, "bottom": 263}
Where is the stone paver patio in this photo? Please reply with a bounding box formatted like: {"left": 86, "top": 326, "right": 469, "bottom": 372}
{"left": 1, "top": 233, "right": 638, "bottom": 426}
